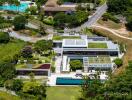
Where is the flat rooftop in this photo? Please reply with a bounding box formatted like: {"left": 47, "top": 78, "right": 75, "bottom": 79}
{"left": 62, "top": 39, "right": 119, "bottom": 50}
{"left": 62, "top": 39, "right": 88, "bottom": 48}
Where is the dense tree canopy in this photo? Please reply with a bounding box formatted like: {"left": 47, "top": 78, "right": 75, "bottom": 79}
{"left": 69, "top": 60, "right": 83, "bottom": 71}
{"left": 13, "top": 15, "right": 28, "bottom": 30}
{"left": 107, "top": 0, "right": 132, "bottom": 31}
{"left": 54, "top": 11, "right": 88, "bottom": 28}
{"left": 34, "top": 40, "right": 53, "bottom": 53}
{"left": 80, "top": 61, "right": 132, "bottom": 99}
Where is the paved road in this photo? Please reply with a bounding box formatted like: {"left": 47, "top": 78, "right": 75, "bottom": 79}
{"left": 69, "top": 3, "right": 108, "bottom": 32}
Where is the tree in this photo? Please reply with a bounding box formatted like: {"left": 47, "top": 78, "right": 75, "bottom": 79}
{"left": 35, "top": 0, "right": 47, "bottom": 13}
{"left": 80, "top": 75, "right": 103, "bottom": 99}
{"left": 21, "top": 46, "right": 33, "bottom": 58}
{"left": 57, "top": 0, "right": 64, "bottom": 5}
{"left": 28, "top": 72, "right": 35, "bottom": 82}
{"left": 11, "top": 79, "right": 23, "bottom": 91}
{"left": 22, "top": 81, "right": 47, "bottom": 98}
{"left": 69, "top": 60, "right": 82, "bottom": 71}
{"left": 34, "top": 40, "right": 53, "bottom": 53}
{"left": 0, "top": 32, "right": 10, "bottom": 43}
{"left": 114, "top": 58, "right": 123, "bottom": 67}
{"left": 54, "top": 12, "right": 67, "bottom": 28}
{"left": 39, "top": 23, "right": 46, "bottom": 35}
{"left": 13, "top": 15, "right": 28, "bottom": 30}
{"left": 26, "top": 6, "right": 37, "bottom": 15}
{"left": 0, "top": 61, "right": 16, "bottom": 80}
{"left": 5, "top": 79, "right": 24, "bottom": 91}
{"left": 14, "top": 0, "right": 20, "bottom": 12}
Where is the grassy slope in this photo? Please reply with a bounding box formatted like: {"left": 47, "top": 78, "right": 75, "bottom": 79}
{"left": 0, "top": 91, "right": 20, "bottom": 100}
{"left": 98, "top": 19, "right": 122, "bottom": 29}
{"left": 46, "top": 86, "right": 81, "bottom": 100}
{"left": 0, "top": 39, "right": 25, "bottom": 62}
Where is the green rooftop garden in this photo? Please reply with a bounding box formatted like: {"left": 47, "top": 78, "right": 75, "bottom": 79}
{"left": 88, "top": 43, "right": 107, "bottom": 48}
{"left": 88, "top": 56, "right": 111, "bottom": 64}
{"left": 53, "top": 35, "right": 81, "bottom": 40}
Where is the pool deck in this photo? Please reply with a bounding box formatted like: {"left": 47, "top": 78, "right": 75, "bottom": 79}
{"left": 47, "top": 72, "right": 108, "bottom": 86}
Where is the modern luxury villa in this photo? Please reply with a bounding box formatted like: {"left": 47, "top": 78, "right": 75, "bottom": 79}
{"left": 53, "top": 34, "right": 119, "bottom": 73}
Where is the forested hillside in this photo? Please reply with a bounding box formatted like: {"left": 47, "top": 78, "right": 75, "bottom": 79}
{"left": 107, "top": 0, "right": 132, "bottom": 30}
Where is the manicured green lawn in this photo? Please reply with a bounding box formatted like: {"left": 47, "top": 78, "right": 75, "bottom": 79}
{"left": 88, "top": 43, "right": 107, "bottom": 48}
{"left": 46, "top": 86, "right": 81, "bottom": 100}
{"left": 0, "top": 91, "right": 20, "bottom": 100}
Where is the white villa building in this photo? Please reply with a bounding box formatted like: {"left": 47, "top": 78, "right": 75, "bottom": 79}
{"left": 53, "top": 35, "right": 120, "bottom": 73}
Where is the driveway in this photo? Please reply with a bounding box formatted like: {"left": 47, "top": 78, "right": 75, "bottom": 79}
{"left": 68, "top": 3, "right": 108, "bottom": 32}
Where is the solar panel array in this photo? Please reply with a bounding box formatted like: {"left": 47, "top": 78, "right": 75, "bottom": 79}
{"left": 63, "top": 39, "right": 87, "bottom": 47}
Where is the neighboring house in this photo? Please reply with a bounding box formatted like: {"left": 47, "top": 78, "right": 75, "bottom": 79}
{"left": 42, "top": 0, "right": 76, "bottom": 14}
{"left": 16, "top": 64, "right": 51, "bottom": 76}
{"left": 53, "top": 35, "right": 119, "bottom": 72}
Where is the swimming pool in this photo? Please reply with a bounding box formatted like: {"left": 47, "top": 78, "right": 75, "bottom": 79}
{"left": 0, "top": 3, "right": 29, "bottom": 12}
{"left": 56, "top": 77, "right": 105, "bottom": 85}
{"left": 56, "top": 77, "right": 84, "bottom": 85}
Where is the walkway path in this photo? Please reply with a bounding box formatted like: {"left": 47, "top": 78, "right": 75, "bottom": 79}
{"left": 92, "top": 24, "right": 132, "bottom": 40}
{"left": 9, "top": 31, "right": 53, "bottom": 42}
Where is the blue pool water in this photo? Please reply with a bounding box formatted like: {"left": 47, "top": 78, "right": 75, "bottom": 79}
{"left": 56, "top": 77, "right": 85, "bottom": 85}
{"left": 0, "top": 3, "right": 29, "bottom": 12}
{"left": 56, "top": 77, "right": 105, "bottom": 85}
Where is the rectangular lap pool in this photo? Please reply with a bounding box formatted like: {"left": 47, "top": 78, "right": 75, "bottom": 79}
{"left": 56, "top": 77, "right": 84, "bottom": 85}
{"left": 56, "top": 77, "right": 105, "bottom": 85}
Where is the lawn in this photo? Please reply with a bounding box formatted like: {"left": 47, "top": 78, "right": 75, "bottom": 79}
{"left": 0, "top": 91, "right": 20, "bottom": 100}
{"left": 0, "top": 39, "right": 25, "bottom": 62}
{"left": 88, "top": 43, "right": 107, "bottom": 48}
{"left": 46, "top": 86, "right": 81, "bottom": 100}
{"left": 98, "top": 19, "right": 122, "bottom": 29}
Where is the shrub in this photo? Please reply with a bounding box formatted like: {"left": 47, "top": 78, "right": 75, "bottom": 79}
{"left": 57, "top": 0, "right": 64, "bottom": 5}
{"left": 69, "top": 60, "right": 83, "bottom": 71}
{"left": 51, "top": 66, "right": 55, "bottom": 73}
{"left": 38, "top": 60, "right": 42, "bottom": 64}
{"left": 13, "top": 15, "right": 28, "bottom": 30}
{"left": 21, "top": 46, "right": 33, "bottom": 58}
{"left": 20, "top": 60, "right": 24, "bottom": 64}
{"left": 0, "top": 32, "right": 10, "bottom": 43}
{"left": 114, "top": 58, "right": 123, "bottom": 67}
{"left": 102, "top": 13, "right": 120, "bottom": 23}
